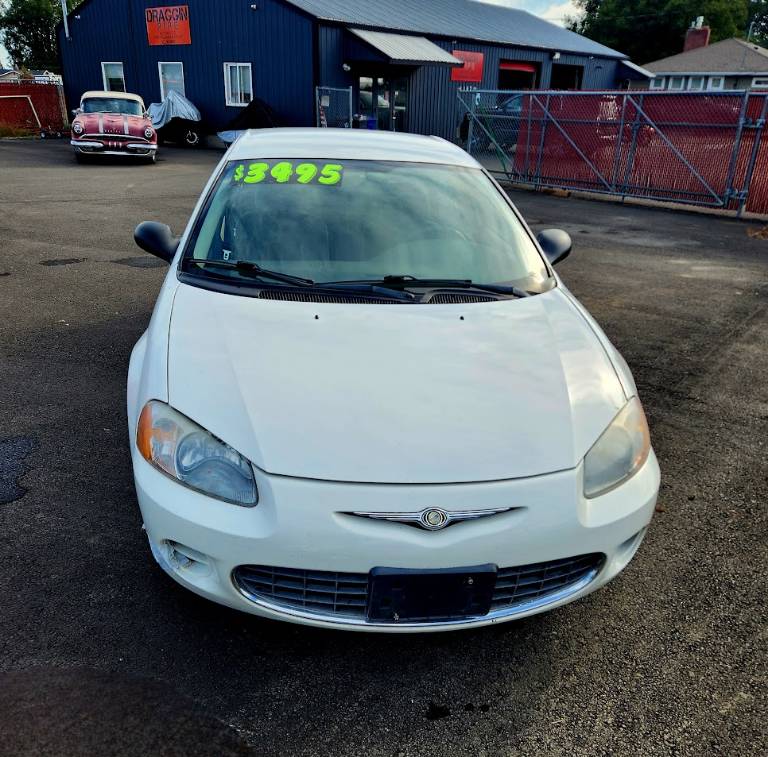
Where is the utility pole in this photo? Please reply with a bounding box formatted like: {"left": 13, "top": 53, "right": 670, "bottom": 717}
{"left": 61, "top": 0, "right": 70, "bottom": 40}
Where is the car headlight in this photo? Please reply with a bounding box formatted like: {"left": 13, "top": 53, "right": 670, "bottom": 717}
{"left": 583, "top": 397, "right": 650, "bottom": 498}
{"left": 136, "top": 400, "right": 258, "bottom": 506}
{"left": 72, "top": 121, "right": 83, "bottom": 135}
{"left": 144, "top": 126, "right": 154, "bottom": 139}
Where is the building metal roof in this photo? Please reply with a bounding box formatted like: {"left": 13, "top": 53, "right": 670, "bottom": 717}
{"left": 349, "top": 28, "right": 463, "bottom": 66}
{"left": 644, "top": 38, "right": 768, "bottom": 74}
{"left": 284, "top": 0, "right": 626, "bottom": 59}
{"left": 620, "top": 60, "right": 655, "bottom": 79}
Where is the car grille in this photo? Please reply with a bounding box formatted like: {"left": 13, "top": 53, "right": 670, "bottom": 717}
{"left": 491, "top": 554, "right": 604, "bottom": 609}
{"left": 233, "top": 566, "right": 370, "bottom": 617}
{"left": 232, "top": 553, "right": 604, "bottom": 622}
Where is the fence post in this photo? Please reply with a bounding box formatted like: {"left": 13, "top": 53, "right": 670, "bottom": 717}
{"left": 620, "top": 93, "right": 644, "bottom": 199}
{"left": 533, "top": 94, "right": 550, "bottom": 188}
{"left": 315, "top": 86, "right": 320, "bottom": 128}
{"left": 610, "top": 94, "right": 628, "bottom": 193}
{"left": 348, "top": 85, "right": 353, "bottom": 128}
{"left": 467, "top": 91, "right": 476, "bottom": 157}
{"left": 723, "top": 91, "right": 750, "bottom": 209}
{"left": 737, "top": 94, "right": 768, "bottom": 216}
{"left": 523, "top": 93, "right": 533, "bottom": 179}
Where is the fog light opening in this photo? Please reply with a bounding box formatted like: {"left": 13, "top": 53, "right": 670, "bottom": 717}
{"left": 166, "top": 541, "right": 211, "bottom": 574}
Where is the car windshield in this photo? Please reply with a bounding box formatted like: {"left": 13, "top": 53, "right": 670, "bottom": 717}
{"left": 82, "top": 98, "right": 143, "bottom": 116}
{"left": 184, "top": 159, "right": 550, "bottom": 291}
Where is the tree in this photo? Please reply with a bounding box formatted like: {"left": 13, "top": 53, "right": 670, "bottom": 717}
{"left": 567, "top": 0, "right": 750, "bottom": 63}
{"left": 747, "top": 0, "right": 768, "bottom": 44}
{"left": 0, "top": 0, "right": 82, "bottom": 72}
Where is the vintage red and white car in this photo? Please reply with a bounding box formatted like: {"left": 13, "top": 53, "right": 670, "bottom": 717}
{"left": 71, "top": 90, "right": 158, "bottom": 162}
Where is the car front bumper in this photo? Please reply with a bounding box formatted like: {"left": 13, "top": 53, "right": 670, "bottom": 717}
{"left": 132, "top": 449, "right": 660, "bottom": 632}
{"left": 71, "top": 139, "right": 157, "bottom": 156}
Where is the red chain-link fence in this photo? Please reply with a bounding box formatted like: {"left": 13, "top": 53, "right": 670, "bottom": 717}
{"left": 0, "top": 82, "right": 68, "bottom": 135}
{"left": 459, "top": 90, "right": 768, "bottom": 216}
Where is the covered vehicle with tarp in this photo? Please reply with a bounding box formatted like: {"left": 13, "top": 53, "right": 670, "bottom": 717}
{"left": 217, "top": 98, "right": 283, "bottom": 145}
{"left": 148, "top": 91, "right": 204, "bottom": 147}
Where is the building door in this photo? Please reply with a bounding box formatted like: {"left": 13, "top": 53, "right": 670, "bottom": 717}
{"left": 498, "top": 61, "right": 538, "bottom": 90}
{"left": 356, "top": 74, "right": 408, "bottom": 131}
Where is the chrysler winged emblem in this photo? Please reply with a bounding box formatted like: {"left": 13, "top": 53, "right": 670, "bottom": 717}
{"left": 347, "top": 506, "right": 514, "bottom": 531}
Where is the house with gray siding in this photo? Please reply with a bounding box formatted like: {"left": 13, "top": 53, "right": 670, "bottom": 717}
{"left": 640, "top": 37, "right": 768, "bottom": 92}
{"left": 58, "top": 0, "right": 646, "bottom": 139}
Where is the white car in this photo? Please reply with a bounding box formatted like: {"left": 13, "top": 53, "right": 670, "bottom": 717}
{"left": 128, "top": 128, "right": 660, "bottom": 632}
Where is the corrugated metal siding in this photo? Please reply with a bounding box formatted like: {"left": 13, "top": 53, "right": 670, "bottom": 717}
{"left": 59, "top": 0, "right": 315, "bottom": 128}
{"left": 317, "top": 26, "right": 621, "bottom": 139}
{"left": 406, "top": 39, "right": 620, "bottom": 139}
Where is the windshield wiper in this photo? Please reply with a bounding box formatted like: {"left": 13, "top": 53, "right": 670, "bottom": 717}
{"left": 317, "top": 281, "right": 417, "bottom": 302}
{"left": 184, "top": 261, "right": 415, "bottom": 300}
{"left": 185, "top": 259, "right": 315, "bottom": 288}
{"left": 330, "top": 275, "right": 532, "bottom": 298}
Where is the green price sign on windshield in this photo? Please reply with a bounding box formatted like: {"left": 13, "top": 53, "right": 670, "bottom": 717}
{"left": 232, "top": 161, "right": 344, "bottom": 186}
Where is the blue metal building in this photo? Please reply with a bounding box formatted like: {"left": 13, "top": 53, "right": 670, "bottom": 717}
{"left": 58, "top": 0, "right": 643, "bottom": 138}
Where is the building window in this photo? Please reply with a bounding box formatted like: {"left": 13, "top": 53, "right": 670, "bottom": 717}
{"left": 688, "top": 76, "right": 705, "bottom": 90}
{"left": 101, "top": 62, "right": 125, "bottom": 92}
{"left": 650, "top": 76, "right": 665, "bottom": 90}
{"left": 707, "top": 76, "right": 724, "bottom": 91}
{"left": 159, "top": 62, "right": 185, "bottom": 99}
{"left": 224, "top": 63, "right": 253, "bottom": 106}
{"left": 668, "top": 76, "right": 684, "bottom": 90}
{"left": 752, "top": 77, "right": 768, "bottom": 90}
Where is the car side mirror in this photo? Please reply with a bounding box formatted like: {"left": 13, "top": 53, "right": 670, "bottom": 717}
{"left": 134, "top": 221, "right": 179, "bottom": 263}
{"left": 536, "top": 228, "right": 573, "bottom": 266}
{"left": 72, "top": 108, "right": 82, "bottom": 117}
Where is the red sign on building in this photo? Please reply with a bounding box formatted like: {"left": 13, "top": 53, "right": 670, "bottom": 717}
{"left": 451, "top": 51, "right": 484, "bottom": 83}
{"left": 146, "top": 5, "right": 191, "bottom": 46}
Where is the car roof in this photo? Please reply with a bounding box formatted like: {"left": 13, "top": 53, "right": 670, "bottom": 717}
{"left": 81, "top": 90, "right": 145, "bottom": 106}
{"left": 228, "top": 128, "right": 480, "bottom": 167}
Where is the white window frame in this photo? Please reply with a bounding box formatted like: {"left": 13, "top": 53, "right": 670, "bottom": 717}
{"left": 752, "top": 77, "right": 768, "bottom": 90}
{"left": 158, "top": 61, "right": 185, "bottom": 99}
{"left": 223, "top": 62, "right": 253, "bottom": 107}
{"left": 101, "top": 61, "right": 125, "bottom": 92}
{"left": 667, "top": 76, "right": 684, "bottom": 91}
{"left": 688, "top": 75, "right": 705, "bottom": 91}
{"left": 707, "top": 76, "right": 725, "bottom": 91}
{"left": 650, "top": 76, "right": 665, "bottom": 90}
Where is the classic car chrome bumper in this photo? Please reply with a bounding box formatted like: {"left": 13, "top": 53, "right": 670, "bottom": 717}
{"left": 71, "top": 139, "right": 157, "bottom": 154}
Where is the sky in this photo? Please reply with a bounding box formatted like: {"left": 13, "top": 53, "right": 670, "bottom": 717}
{"left": 0, "top": 1, "right": 579, "bottom": 69}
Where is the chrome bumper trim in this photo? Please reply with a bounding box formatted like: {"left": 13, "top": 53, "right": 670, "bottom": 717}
{"left": 231, "top": 564, "right": 602, "bottom": 629}
{"left": 71, "top": 140, "right": 157, "bottom": 152}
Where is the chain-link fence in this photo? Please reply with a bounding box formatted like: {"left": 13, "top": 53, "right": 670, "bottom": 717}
{"left": 458, "top": 89, "right": 768, "bottom": 216}
{"left": 316, "top": 86, "right": 352, "bottom": 129}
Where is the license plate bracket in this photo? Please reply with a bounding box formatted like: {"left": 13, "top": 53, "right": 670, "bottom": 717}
{"left": 367, "top": 565, "right": 497, "bottom": 623}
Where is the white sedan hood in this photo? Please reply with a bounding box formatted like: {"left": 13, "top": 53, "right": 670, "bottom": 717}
{"left": 167, "top": 284, "right": 626, "bottom": 484}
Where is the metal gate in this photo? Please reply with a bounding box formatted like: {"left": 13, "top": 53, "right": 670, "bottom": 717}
{"left": 458, "top": 89, "right": 768, "bottom": 216}
{"left": 316, "top": 86, "right": 353, "bottom": 129}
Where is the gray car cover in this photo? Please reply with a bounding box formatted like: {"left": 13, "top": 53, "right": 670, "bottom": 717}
{"left": 148, "top": 91, "right": 201, "bottom": 129}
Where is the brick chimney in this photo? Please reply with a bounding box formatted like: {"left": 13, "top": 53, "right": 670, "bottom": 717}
{"left": 684, "top": 25, "right": 711, "bottom": 52}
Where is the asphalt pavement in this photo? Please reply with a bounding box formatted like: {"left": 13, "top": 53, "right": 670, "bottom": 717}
{"left": 0, "top": 140, "right": 766, "bottom": 757}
